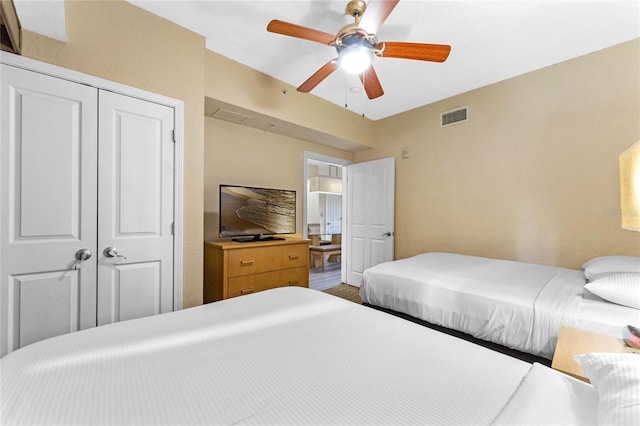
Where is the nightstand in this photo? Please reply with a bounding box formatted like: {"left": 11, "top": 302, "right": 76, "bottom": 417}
{"left": 551, "top": 325, "right": 627, "bottom": 382}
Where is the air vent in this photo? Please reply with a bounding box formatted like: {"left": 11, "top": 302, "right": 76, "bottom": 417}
{"left": 210, "top": 108, "right": 249, "bottom": 124}
{"left": 441, "top": 106, "right": 468, "bottom": 127}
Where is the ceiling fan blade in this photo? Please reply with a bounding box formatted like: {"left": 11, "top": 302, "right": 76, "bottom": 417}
{"left": 359, "top": 0, "right": 400, "bottom": 35}
{"left": 267, "top": 20, "right": 335, "bottom": 45}
{"left": 298, "top": 60, "right": 339, "bottom": 93}
{"left": 359, "top": 66, "right": 384, "bottom": 99}
{"left": 377, "top": 42, "right": 451, "bottom": 62}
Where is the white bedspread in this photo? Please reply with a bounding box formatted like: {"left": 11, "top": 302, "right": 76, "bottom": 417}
{"left": 360, "top": 252, "right": 587, "bottom": 359}
{"left": 491, "top": 363, "right": 597, "bottom": 425}
{"left": 0, "top": 287, "right": 593, "bottom": 425}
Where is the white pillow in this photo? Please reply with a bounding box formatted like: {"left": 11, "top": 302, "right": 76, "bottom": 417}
{"left": 574, "top": 353, "right": 640, "bottom": 426}
{"left": 582, "top": 256, "right": 640, "bottom": 281}
{"left": 584, "top": 272, "right": 640, "bottom": 309}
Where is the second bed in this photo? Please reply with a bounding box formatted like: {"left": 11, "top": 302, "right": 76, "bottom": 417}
{"left": 360, "top": 252, "right": 639, "bottom": 360}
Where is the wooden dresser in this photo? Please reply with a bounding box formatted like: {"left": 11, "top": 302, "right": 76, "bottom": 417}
{"left": 204, "top": 238, "right": 310, "bottom": 302}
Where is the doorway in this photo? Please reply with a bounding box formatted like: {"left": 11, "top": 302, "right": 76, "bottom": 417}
{"left": 303, "top": 152, "right": 351, "bottom": 291}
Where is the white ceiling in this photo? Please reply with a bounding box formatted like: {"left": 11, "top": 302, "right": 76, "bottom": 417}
{"left": 16, "top": 1, "right": 640, "bottom": 121}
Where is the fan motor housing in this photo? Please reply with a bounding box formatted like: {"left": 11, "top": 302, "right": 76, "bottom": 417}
{"left": 335, "top": 31, "right": 376, "bottom": 54}
{"left": 345, "top": 0, "right": 367, "bottom": 18}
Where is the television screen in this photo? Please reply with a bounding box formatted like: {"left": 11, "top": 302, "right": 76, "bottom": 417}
{"left": 219, "top": 185, "right": 296, "bottom": 240}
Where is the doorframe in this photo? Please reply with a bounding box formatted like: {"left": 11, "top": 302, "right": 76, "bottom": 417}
{"left": 0, "top": 52, "right": 185, "bottom": 310}
{"left": 303, "top": 151, "right": 351, "bottom": 283}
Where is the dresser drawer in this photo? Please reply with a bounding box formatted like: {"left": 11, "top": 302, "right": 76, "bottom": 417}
{"left": 227, "top": 266, "right": 309, "bottom": 298}
{"left": 227, "top": 243, "right": 308, "bottom": 277}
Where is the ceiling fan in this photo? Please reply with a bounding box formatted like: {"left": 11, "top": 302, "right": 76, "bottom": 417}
{"left": 266, "top": 0, "right": 451, "bottom": 100}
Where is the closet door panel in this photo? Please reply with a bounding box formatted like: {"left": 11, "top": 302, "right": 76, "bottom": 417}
{"left": 118, "top": 112, "right": 162, "bottom": 234}
{"left": 10, "top": 271, "right": 81, "bottom": 348}
{"left": 0, "top": 64, "right": 98, "bottom": 356}
{"left": 100, "top": 261, "right": 161, "bottom": 322}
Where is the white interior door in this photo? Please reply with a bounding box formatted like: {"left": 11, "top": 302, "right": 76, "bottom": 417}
{"left": 345, "top": 157, "right": 395, "bottom": 287}
{"left": 326, "top": 194, "right": 342, "bottom": 234}
{"left": 0, "top": 65, "right": 98, "bottom": 356}
{"left": 97, "top": 91, "right": 175, "bottom": 325}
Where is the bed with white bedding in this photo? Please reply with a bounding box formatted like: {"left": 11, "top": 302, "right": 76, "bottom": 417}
{"left": 360, "top": 253, "right": 640, "bottom": 360}
{"left": 0, "top": 286, "right": 607, "bottom": 425}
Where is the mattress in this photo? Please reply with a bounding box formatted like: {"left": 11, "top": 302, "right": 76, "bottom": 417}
{"left": 360, "top": 252, "right": 588, "bottom": 359}
{"left": 1, "top": 286, "right": 596, "bottom": 425}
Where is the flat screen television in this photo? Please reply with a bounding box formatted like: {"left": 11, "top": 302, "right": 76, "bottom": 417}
{"left": 219, "top": 184, "right": 296, "bottom": 242}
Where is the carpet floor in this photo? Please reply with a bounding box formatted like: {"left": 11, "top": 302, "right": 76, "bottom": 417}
{"left": 322, "top": 283, "right": 362, "bottom": 304}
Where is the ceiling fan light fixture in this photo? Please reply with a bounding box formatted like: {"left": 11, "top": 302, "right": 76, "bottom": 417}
{"left": 339, "top": 44, "right": 373, "bottom": 74}
{"left": 266, "top": 0, "right": 449, "bottom": 99}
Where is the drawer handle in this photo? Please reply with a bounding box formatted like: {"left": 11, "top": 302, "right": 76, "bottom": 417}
{"left": 288, "top": 280, "right": 299, "bottom": 285}
{"left": 288, "top": 255, "right": 299, "bottom": 260}
{"left": 240, "top": 288, "right": 254, "bottom": 295}
{"left": 240, "top": 259, "right": 255, "bottom": 265}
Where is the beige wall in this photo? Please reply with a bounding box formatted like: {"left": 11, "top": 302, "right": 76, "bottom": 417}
{"left": 356, "top": 39, "right": 640, "bottom": 269}
{"left": 203, "top": 117, "right": 353, "bottom": 241}
{"left": 16, "top": 0, "right": 638, "bottom": 304}
{"left": 20, "top": 0, "right": 206, "bottom": 307}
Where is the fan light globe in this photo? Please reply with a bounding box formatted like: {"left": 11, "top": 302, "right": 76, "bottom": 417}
{"left": 339, "top": 44, "right": 372, "bottom": 74}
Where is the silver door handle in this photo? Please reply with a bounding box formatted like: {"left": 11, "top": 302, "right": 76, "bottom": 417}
{"left": 103, "top": 247, "right": 127, "bottom": 260}
{"left": 73, "top": 248, "right": 92, "bottom": 270}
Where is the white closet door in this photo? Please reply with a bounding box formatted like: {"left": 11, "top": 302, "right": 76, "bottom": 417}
{"left": 0, "top": 65, "right": 98, "bottom": 356}
{"left": 97, "top": 91, "right": 174, "bottom": 325}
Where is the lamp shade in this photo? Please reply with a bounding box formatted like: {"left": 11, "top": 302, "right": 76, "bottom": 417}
{"left": 309, "top": 175, "right": 342, "bottom": 194}
{"left": 619, "top": 141, "right": 640, "bottom": 231}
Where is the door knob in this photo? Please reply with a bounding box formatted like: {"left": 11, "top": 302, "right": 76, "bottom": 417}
{"left": 382, "top": 231, "right": 393, "bottom": 237}
{"left": 103, "top": 246, "right": 127, "bottom": 260}
{"left": 73, "top": 248, "right": 92, "bottom": 270}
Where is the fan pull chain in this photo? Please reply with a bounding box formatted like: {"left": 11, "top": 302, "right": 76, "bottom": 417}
{"left": 344, "top": 79, "right": 348, "bottom": 108}
{"left": 343, "top": 74, "right": 366, "bottom": 118}
{"left": 360, "top": 72, "right": 365, "bottom": 117}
